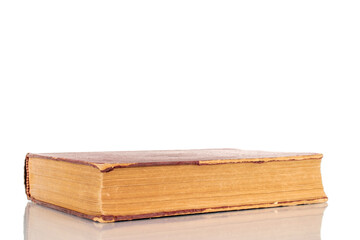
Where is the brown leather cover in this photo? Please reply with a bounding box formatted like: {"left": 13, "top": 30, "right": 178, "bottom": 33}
{"left": 29, "top": 196, "right": 328, "bottom": 222}
{"left": 26, "top": 148, "right": 321, "bottom": 172}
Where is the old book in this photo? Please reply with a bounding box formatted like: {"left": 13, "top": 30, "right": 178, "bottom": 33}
{"left": 24, "top": 148, "right": 327, "bottom": 222}
{"left": 25, "top": 202, "right": 327, "bottom": 240}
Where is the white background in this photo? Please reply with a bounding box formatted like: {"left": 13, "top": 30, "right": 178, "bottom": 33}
{"left": 0, "top": 1, "right": 359, "bottom": 239}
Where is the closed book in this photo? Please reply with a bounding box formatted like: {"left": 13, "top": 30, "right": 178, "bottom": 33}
{"left": 24, "top": 148, "right": 327, "bottom": 222}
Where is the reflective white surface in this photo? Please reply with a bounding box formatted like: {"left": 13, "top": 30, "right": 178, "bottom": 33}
{"left": 24, "top": 202, "right": 326, "bottom": 240}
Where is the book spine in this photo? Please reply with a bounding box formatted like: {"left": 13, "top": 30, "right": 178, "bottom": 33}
{"left": 24, "top": 154, "right": 31, "bottom": 199}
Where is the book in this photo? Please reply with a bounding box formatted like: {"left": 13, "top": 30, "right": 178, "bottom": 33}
{"left": 25, "top": 202, "right": 327, "bottom": 240}
{"left": 24, "top": 148, "right": 327, "bottom": 222}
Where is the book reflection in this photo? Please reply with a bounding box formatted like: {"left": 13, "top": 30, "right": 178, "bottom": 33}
{"left": 24, "top": 202, "right": 326, "bottom": 240}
